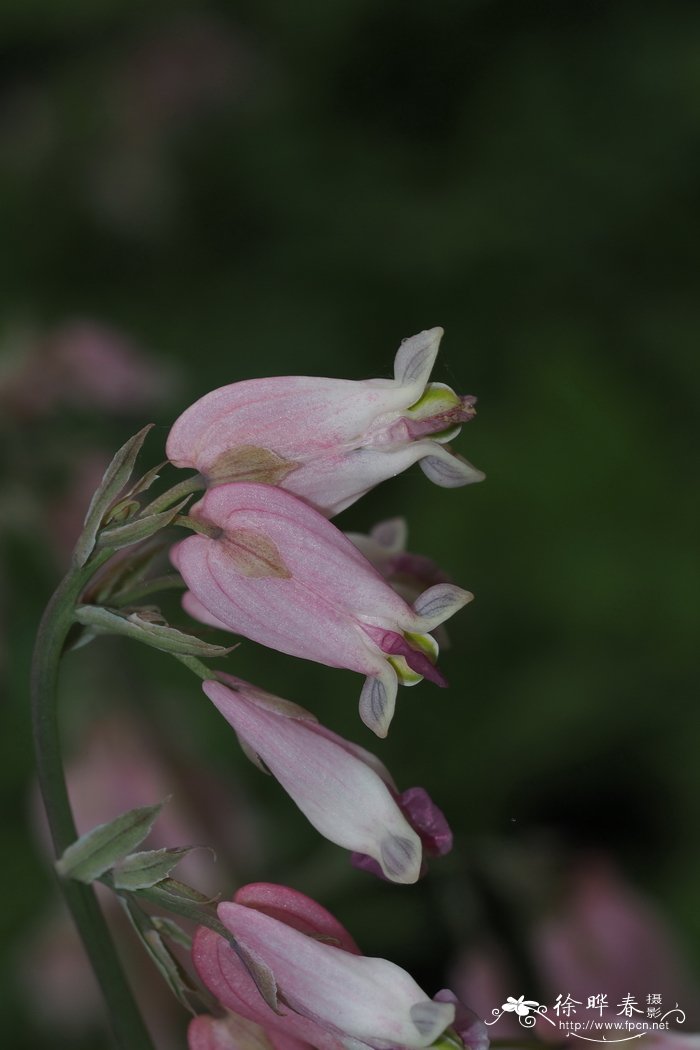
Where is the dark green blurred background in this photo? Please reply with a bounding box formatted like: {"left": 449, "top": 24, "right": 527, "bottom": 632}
{"left": 2, "top": 1, "right": 699, "bottom": 1047}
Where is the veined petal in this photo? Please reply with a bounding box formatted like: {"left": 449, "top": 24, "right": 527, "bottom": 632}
{"left": 417, "top": 443, "right": 485, "bottom": 487}
{"left": 359, "top": 664, "right": 399, "bottom": 738}
{"left": 193, "top": 482, "right": 413, "bottom": 623}
{"left": 392, "top": 328, "right": 443, "bottom": 399}
{"left": 177, "top": 533, "right": 388, "bottom": 674}
{"left": 410, "top": 584, "right": 474, "bottom": 632}
{"left": 217, "top": 903, "right": 456, "bottom": 1049}
{"left": 203, "top": 679, "right": 422, "bottom": 882}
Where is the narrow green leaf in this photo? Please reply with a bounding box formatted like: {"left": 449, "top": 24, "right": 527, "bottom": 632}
{"left": 121, "top": 898, "right": 198, "bottom": 1012}
{"left": 125, "top": 460, "right": 167, "bottom": 501}
{"left": 113, "top": 846, "right": 212, "bottom": 891}
{"left": 56, "top": 799, "right": 167, "bottom": 884}
{"left": 150, "top": 877, "right": 218, "bottom": 906}
{"left": 97, "top": 497, "right": 191, "bottom": 551}
{"left": 151, "top": 917, "right": 193, "bottom": 950}
{"left": 73, "top": 424, "right": 154, "bottom": 567}
{"left": 74, "top": 605, "right": 233, "bottom": 657}
{"left": 135, "top": 879, "right": 222, "bottom": 928}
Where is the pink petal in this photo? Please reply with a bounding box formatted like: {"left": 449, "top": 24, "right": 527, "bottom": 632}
{"left": 217, "top": 902, "right": 456, "bottom": 1048}
{"left": 232, "top": 883, "right": 360, "bottom": 953}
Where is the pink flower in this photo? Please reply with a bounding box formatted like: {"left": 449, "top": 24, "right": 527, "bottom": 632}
{"left": 192, "top": 882, "right": 462, "bottom": 1050}
{"left": 188, "top": 1011, "right": 316, "bottom": 1050}
{"left": 166, "top": 327, "right": 484, "bottom": 517}
{"left": 172, "top": 483, "right": 472, "bottom": 736}
{"left": 204, "top": 674, "right": 451, "bottom": 883}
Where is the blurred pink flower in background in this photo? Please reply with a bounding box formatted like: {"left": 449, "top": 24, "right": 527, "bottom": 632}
{"left": 452, "top": 853, "right": 700, "bottom": 1035}
{"left": 0, "top": 320, "right": 174, "bottom": 418}
{"left": 0, "top": 317, "right": 177, "bottom": 571}
{"left": 534, "top": 857, "right": 699, "bottom": 1025}
{"left": 90, "top": 14, "right": 258, "bottom": 233}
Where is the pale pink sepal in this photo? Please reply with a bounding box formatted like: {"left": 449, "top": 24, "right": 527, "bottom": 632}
{"left": 188, "top": 1012, "right": 312, "bottom": 1050}
{"left": 216, "top": 898, "right": 456, "bottom": 1049}
{"left": 166, "top": 327, "right": 483, "bottom": 517}
{"left": 174, "top": 484, "right": 472, "bottom": 736}
{"left": 204, "top": 677, "right": 423, "bottom": 883}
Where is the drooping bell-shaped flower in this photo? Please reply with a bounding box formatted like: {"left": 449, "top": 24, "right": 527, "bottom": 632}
{"left": 192, "top": 882, "right": 462, "bottom": 1050}
{"left": 166, "top": 328, "right": 484, "bottom": 517}
{"left": 203, "top": 674, "right": 451, "bottom": 883}
{"left": 172, "top": 483, "right": 472, "bottom": 736}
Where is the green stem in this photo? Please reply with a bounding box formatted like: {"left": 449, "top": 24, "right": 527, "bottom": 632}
{"left": 30, "top": 551, "right": 156, "bottom": 1050}
{"left": 174, "top": 653, "right": 220, "bottom": 681}
{"left": 141, "top": 473, "right": 205, "bottom": 516}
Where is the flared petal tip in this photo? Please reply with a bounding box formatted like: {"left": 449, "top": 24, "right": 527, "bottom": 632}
{"left": 359, "top": 668, "right": 398, "bottom": 738}
{"left": 394, "top": 328, "right": 444, "bottom": 390}
{"left": 413, "top": 584, "right": 474, "bottom": 631}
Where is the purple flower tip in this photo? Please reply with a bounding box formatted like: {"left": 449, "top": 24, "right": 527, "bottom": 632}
{"left": 399, "top": 787, "right": 453, "bottom": 857}
{"left": 434, "top": 990, "right": 490, "bottom": 1050}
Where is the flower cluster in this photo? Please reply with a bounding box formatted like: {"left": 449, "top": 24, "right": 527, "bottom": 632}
{"left": 163, "top": 328, "right": 485, "bottom": 1049}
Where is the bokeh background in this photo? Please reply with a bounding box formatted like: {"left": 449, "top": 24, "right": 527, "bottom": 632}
{"left": 2, "top": 1, "right": 699, "bottom": 1047}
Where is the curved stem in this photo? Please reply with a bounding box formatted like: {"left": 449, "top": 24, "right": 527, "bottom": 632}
{"left": 31, "top": 552, "right": 156, "bottom": 1050}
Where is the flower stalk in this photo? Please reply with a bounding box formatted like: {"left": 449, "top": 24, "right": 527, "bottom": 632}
{"left": 30, "top": 549, "right": 156, "bottom": 1050}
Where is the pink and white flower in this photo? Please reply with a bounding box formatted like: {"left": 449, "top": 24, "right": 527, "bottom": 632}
{"left": 203, "top": 674, "right": 451, "bottom": 883}
{"left": 172, "top": 483, "right": 472, "bottom": 736}
{"left": 166, "top": 327, "right": 484, "bottom": 517}
{"left": 192, "top": 882, "right": 471, "bottom": 1050}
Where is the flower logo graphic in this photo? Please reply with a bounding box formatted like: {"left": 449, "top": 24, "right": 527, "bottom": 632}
{"left": 486, "top": 992, "right": 555, "bottom": 1029}
{"left": 502, "top": 995, "right": 540, "bottom": 1017}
